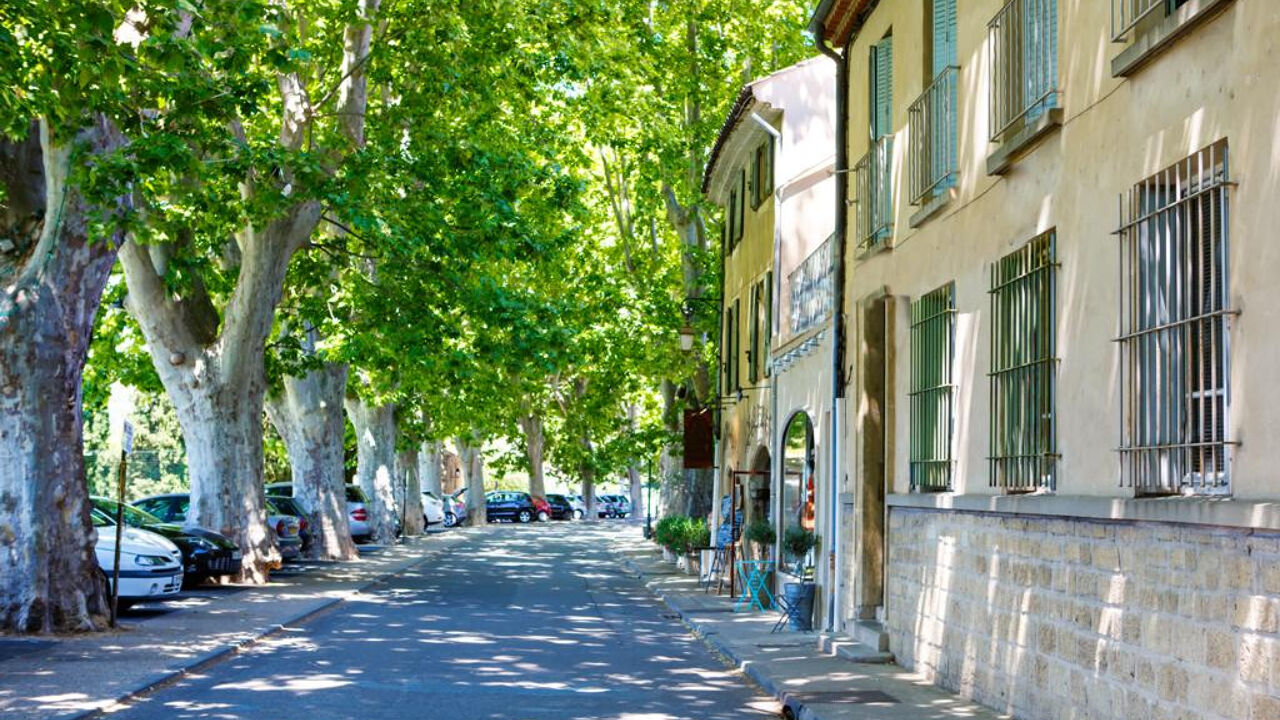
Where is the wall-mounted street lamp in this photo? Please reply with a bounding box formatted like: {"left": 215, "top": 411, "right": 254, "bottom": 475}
{"left": 679, "top": 296, "right": 719, "bottom": 353}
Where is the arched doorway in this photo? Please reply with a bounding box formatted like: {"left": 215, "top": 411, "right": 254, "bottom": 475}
{"left": 780, "top": 412, "right": 815, "bottom": 575}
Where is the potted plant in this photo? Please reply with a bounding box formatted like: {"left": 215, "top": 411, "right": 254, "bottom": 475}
{"left": 685, "top": 519, "right": 710, "bottom": 576}
{"left": 780, "top": 526, "right": 819, "bottom": 631}
{"left": 783, "top": 526, "right": 818, "bottom": 576}
{"left": 745, "top": 519, "right": 775, "bottom": 561}
{"left": 654, "top": 516, "right": 681, "bottom": 563}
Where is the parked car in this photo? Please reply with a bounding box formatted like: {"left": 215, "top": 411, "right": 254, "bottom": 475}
{"left": 266, "top": 483, "right": 374, "bottom": 543}
{"left": 484, "top": 491, "right": 538, "bottom": 523}
{"left": 262, "top": 495, "right": 313, "bottom": 556}
{"left": 421, "top": 491, "right": 446, "bottom": 527}
{"left": 90, "top": 508, "right": 183, "bottom": 608}
{"left": 544, "top": 494, "right": 575, "bottom": 520}
{"left": 91, "top": 497, "right": 241, "bottom": 588}
{"left": 566, "top": 494, "right": 586, "bottom": 520}
{"left": 134, "top": 492, "right": 303, "bottom": 560}
{"left": 445, "top": 490, "right": 466, "bottom": 527}
{"left": 610, "top": 494, "right": 633, "bottom": 518}
{"left": 531, "top": 495, "right": 553, "bottom": 522}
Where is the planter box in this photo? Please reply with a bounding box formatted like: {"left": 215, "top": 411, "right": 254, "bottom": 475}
{"left": 662, "top": 548, "right": 675, "bottom": 563}
{"left": 699, "top": 549, "right": 716, "bottom": 581}
{"left": 683, "top": 554, "right": 700, "bottom": 576}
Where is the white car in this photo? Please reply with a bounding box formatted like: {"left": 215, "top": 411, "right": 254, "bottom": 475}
{"left": 421, "top": 491, "right": 446, "bottom": 526}
{"left": 91, "top": 509, "right": 183, "bottom": 608}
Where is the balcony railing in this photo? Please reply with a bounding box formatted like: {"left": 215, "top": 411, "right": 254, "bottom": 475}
{"left": 908, "top": 66, "right": 959, "bottom": 205}
{"left": 789, "top": 235, "right": 833, "bottom": 336}
{"left": 853, "top": 136, "right": 893, "bottom": 254}
{"left": 988, "top": 0, "right": 1059, "bottom": 143}
{"left": 1111, "top": 0, "right": 1166, "bottom": 41}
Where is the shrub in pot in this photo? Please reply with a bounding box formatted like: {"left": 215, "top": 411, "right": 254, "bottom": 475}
{"left": 745, "top": 520, "right": 775, "bottom": 560}
{"left": 783, "top": 526, "right": 818, "bottom": 576}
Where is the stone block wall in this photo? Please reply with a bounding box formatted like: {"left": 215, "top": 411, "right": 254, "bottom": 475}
{"left": 886, "top": 507, "right": 1280, "bottom": 720}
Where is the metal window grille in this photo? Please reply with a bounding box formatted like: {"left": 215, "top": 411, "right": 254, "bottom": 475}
{"left": 910, "top": 284, "right": 956, "bottom": 491}
{"left": 1111, "top": 0, "right": 1189, "bottom": 42}
{"left": 1116, "top": 142, "right": 1235, "bottom": 495}
{"left": 989, "top": 231, "right": 1058, "bottom": 491}
{"left": 853, "top": 137, "right": 894, "bottom": 253}
{"left": 789, "top": 235, "right": 834, "bottom": 335}
{"left": 908, "top": 66, "right": 959, "bottom": 205}
{"left": 988, "top": 0, "right": 1058, "bottom": 143}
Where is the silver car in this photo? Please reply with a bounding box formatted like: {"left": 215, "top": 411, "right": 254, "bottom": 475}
{"left": 265, "top": 483, "right": 374, "bottom": 543}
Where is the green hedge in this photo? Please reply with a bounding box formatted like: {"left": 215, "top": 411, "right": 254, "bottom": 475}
{"left": 653, "top": 515, "right": 709, "bottom": 554}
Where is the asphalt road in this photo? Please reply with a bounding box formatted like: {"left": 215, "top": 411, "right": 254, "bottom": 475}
{"left": 105, "top": 522, "right": 778, "bottom": 720}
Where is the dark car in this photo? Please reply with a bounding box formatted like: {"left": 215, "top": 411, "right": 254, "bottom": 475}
{"left": 484, "top": 491, "right": 538, "bottom": 523}
{"left": 135, "top": 492, "right": 303, "bottom": 559}
{"left": 91, "top": 497, "right": 242, "bottom": 588}
{"left": 267, "top": 483, "right": 373, "bottom": 543}
{"left": 544, "top": 494, "right": 575, "bottom": 520}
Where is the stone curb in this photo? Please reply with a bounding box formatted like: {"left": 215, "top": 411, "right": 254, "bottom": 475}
{"left": 68, "top": 530, "right": 471, "bottom": 720}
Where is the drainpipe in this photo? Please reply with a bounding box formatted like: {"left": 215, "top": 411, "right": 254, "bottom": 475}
{"left": 815, "top": 19, "right": 850, "bottom": 634}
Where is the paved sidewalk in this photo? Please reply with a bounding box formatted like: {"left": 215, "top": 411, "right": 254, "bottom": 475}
{"left": 611, "top": 526, "right": 1009, "bottom": 720}
{"left": 0, "top": 529, "right": 471, "bottom": 720}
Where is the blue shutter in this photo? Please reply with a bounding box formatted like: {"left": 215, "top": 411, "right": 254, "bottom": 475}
{"left": 871, "top": 35, "right": 893, "bottom": 139}
{"left": 931, "top": 0, "right": 956, "bottom": 78}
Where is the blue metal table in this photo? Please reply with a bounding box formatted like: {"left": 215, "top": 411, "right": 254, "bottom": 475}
{"left": 734, "top": 559, "right": 774, "bottom": 611}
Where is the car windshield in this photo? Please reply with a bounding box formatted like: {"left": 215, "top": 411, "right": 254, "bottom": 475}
{"left": 346, "top": 486, "right": 368, "bottom": 503}
{"left": 271, "top": 497, "right": 305, "bottom": 516}
{"left": 90, "top": 508, "right": 114, "bottom": 528}
{"left": 93, "top": 498, "right": 163, "bottom": 527}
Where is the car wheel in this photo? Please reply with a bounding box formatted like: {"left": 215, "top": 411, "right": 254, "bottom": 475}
{"left": 444, "top": 512, "right": 457, "bottom": 528}
{"left": 537, "top": 510, "right": 550, "bottom": 522}
{"left": 574, "top": 509, "right": 584, "bottom": 519}
{"left": 517, "top": 509, "right": 533, "bottom": 523}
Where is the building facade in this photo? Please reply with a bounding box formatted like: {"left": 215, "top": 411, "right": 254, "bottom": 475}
{"left": 705, "top": 59, "right": 838, "bottom": 613}
{"left": 809, "top": 0, "right": 1280, "bottom": 718}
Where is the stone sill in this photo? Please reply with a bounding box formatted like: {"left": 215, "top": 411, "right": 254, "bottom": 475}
{"left": 887, "top": 492, "right": 1280, "bottom": 532}
{"left": 1112, "top": 0, "right": 1235, "bottom": 78}
{"left": 986, "top": 108, "right": 1063, "bottom": 176}
{"left": 908, "top": 187, "right": 954, "bottom": 229}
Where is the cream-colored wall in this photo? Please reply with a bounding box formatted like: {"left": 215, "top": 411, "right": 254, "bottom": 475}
{"left": 841, "top": 0, "right": 1280, "bottom": 504}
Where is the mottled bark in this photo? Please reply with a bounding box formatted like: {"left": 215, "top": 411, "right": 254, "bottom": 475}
{"left": 0, "top": 119, "right": 119, "bottom": 632}
{"left": 265, "top": 356, "right": 357, "bottom": 561}
{"left": 456, "top": 435, "right": 487, "bottom": 526}
{"left": 394, "top": 447, "right": 424, "bottom": 536}
{"left": 120, "top": 200, "right": 322, "bottom": 580}
{"left": 517, "top": 413, "right": 546, "bottom": 500}
{"left": 418, "top": 440, "right": 443, "bottom": 495}
{"left": 344, "top": 396, "right": 399, "bottom": 544}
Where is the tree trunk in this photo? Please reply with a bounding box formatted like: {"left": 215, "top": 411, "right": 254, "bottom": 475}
{"left": 518, "top": 413, "right": 546, "bottom": 499}
{"left": 0, "top": 119, "right": 119, "bottom": 632}
{"left": 344, "top": 396, "right": 399, "bottom": 544}
{"left": 395, "top": 447, "right": 424, "bottom": 536}
{"left": 265, "top": 360, "right": 357, "bottom": 561}
{"left": 456, "top": 436, "right": 487, "bottom": 526}
{"left": 418, "top": 440, "right": 443, "bottom": 495}
{"left": 120, "top": 201, "right": 321, "bottom": 581}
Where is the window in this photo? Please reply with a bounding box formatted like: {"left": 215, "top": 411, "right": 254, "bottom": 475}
{"left": 908, "top": 0, "right": 958, "bottom": 206}
{"left": 1112, "top": 0, "right": 1194, "bottom": 41}
{"left": 988, "top": 0, "right": 1058, "bottom": 143}
{"left": 734, "top": 170, "right": 746, "bottom": 245}
{"left": 728, "top": 298, "right": 741, "bottom": 392}
{"left": 854, "top": 33, "right": 894, "bottom": 252}
{"left": 723, "top": 302, "right": 735, "bottom": 393}
{"left": 1110, "top": 0, "right": 1232, "bottom": 77}
{"left": 1117, "top": 142, "right": 1234, "bottom": 495}
{"left": 750, "top": 138, "right": 774, "bottom": 209}
{"left": 910, "top": 283, "right": 956, "bottom": 491}
{"left": 989, "top": 231, "right": 1057, "bottom": 491}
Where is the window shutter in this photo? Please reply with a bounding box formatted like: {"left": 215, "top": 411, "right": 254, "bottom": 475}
{"left": 736, "top": 170, "right": 746, "bottom": 240}
{"left": 733, "top": 298, "right": 742, "bottom": 391}
{"left": 932, "top": 0, "right": 956, "bottom": 78}
{"left": 870, "top": 35, "right": 893, "bottom": 139}
{"left": 747, "top": 152, "right": 758, "bottom": 209}
{"left": 748, "top": 285, "right": 760, "bottom": 383}
{"left": 764, "top": 271, "right": 773, "bottom": 376}
{"left": 765, "top": 137, "right": 775, "bottom": 200}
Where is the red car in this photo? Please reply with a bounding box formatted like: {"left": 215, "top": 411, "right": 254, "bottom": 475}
{"left": 531, "top": 495, "right": 552, "bottom": 522}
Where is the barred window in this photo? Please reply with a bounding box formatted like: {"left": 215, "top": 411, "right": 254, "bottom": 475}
{"left": 910, "top": 283, "right": 956, "bottom": 491}
{"left": 989, "top": 231, "right": 1057, "bottom": 491}
{"left": 1117, "top": 141, "right": 1234, "bottom": 495}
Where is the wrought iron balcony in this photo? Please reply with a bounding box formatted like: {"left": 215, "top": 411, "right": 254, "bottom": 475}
{"left": 988, "top": 0, "right": 1059, "bottom": 143}
{"left": 853, "top": 136, "right": 893, "bottom": 254}
{"left": 788, "top": 235, "right": 833, "bottom": 336}
{"left": 908, "top": 66, "right": 959, "bottom": 206}
{"left": 1111, "top": 0, "right": 1167, "bottom": 41}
